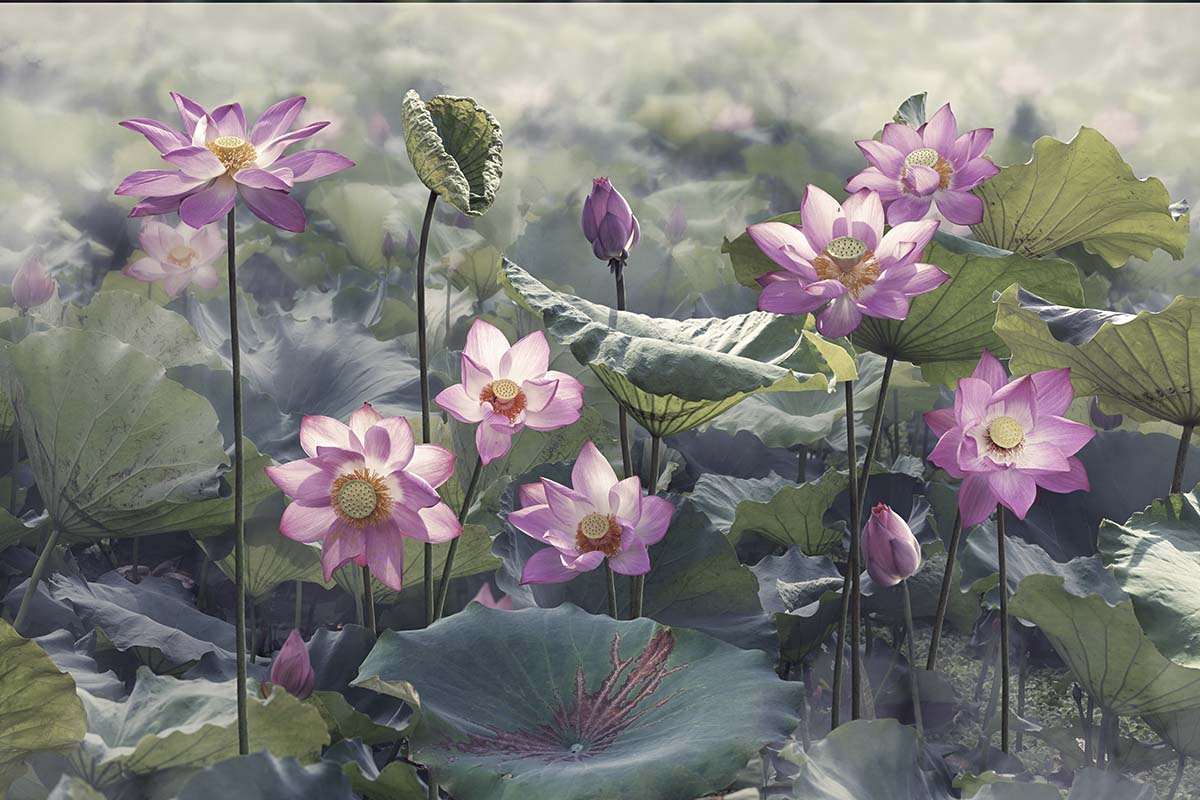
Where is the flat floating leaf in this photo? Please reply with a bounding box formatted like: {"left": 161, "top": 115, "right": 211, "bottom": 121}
{"left": 402, "top": 90, "right": 503, "bottom": 216}
{"left": 353, "top": 604, "right": 800, "bottom": 800}
{"left": 971, "top": 127, "right": 1189, "bottom": 266}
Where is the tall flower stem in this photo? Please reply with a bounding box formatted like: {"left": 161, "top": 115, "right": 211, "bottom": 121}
{"left": 293, "top": 580, "right": 302, "bottom": 632}
{"left": 1171, "top": 422, "right": 1195, "bottom": 494}
{"left": 604, "top": 562, "right": 618, "bottom": 619}
{"left": 901, "top": 579, "right": 925, "bottom": 748}
{"left": 434, "top": 455, "right": 485, "bottom": 620}
{"left": 1167, "top": 754, "right": 1187, "bottom": 800}
{"left": 832, "top": 378, "right": 862, "bottom": 726}
{"left": 996, "top": 504, "right": 1010, "bottom": 753}
{"left": 8, "top": 430, "right": 19, "bottom": 514}
{"left": 225, "top": 207, "right": 249, "bottom": 756}
{"left": 926, "top": 513, "right": 964, "bottom": 671}
{"left": 416, "top": 189, "right": 438, "bottom": 628}
{"left": 630, "top": 434, "right": 660, "bottom": 620}
{"left": 13, "top": 526, "right": 60, "bottom": 633}
{"left": 612, "top": 257, "right": 633, "bottom": 480}
{"left": 362, "top": 566, "right": 377, "bottom": 634}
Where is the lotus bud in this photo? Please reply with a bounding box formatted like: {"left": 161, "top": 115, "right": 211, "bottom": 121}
{"left": 11, "top": 255, "right": 56, "bottom": 312}
{"left": 382, "top": 231, "right": 396, "bottom": 262}
{"left": 405, "top": 230, "right": 419, "bottom": 259}
{"left": 582, "top": 178, "right": 641, "bottom": 263}
{"left": 268, "top": 629, "right": 315, "bottom": 700}
{"left": 861, "top": 503, "right": 922, "bottom": 587}
{"left": 665, "top": 203, "right": 688, "bottom": 246}
{"left": 1088, "top": 397, "right": 1122, "bottom": 431}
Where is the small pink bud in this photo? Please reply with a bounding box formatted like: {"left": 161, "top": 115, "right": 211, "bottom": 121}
{"left": 11, "top": 255, "right": 56, "bottom": 311}
{"left": 269, "top": 629, "right": 315, "bottom": 700}
{"left": 861, "top": 503, "right": 922, "bottom": 587}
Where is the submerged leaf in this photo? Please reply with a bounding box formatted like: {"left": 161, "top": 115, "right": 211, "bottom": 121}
{"left": 402, "top": 91, "right": 503, "bottom": 216}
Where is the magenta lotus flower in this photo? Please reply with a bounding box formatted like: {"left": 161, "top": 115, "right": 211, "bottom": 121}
{"left": 861, "top": 503, "right": 922, "bottom": 587}
{"left": 748, "top": 186, "right": 950, "bottom": 338}
{"left": 508, "top": 441, "right": 675, "bottom": 584}
{"left": 11, "top": 254, "right": 56, "bottom": 312}
{"left": 124, "top": 219, "right": 224, "bottom": 298}
{"left": 264, "top": 403, "right": 460, "bottom": 591}
{"left": 435, "top": 319, "right": 585, "bottom": 465}
{"left": 925, "top": 351, "right": 1096, "bottom": 527}
{"left": 846, "top": 103, "right": 999, "bottom": 226}
{"left": 468, "top": 583, "right": 514, "bottom": 610}
{"left": 582, "top": 178, "right": 641, "bottom": 262}
{"left": 268, "top": 629, "right": 314, "bottom": 700}
{"left": 115, "top": 93, "right": 354, "bottom": 233}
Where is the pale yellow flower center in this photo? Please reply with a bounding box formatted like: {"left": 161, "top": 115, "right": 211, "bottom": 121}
{"left": 575, "top": 512, "right": 621, "bottom": 557}
{"left": 988, "top": 415, "right": 1025, "bottom": 450}
{"left": 480, "top": 379, "right": 527, "bottom": 423}
{"left": 207, "top": 135, "right": 257, "bottom": 174}
{"left": 166, "top": 244, "right": 196, "bottom": 269}
{"left": 902, "top": 147, "right": 953, "bottom": 191}
{"left": 331, "top": 469, "right": 391, "bottom": 527}
{"left": 813, "top": 236, "right": 880, "bottom": 298}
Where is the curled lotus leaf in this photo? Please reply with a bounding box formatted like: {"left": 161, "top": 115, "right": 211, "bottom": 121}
{"left": 402, "top": 90, "right": 503, "bottom": 216}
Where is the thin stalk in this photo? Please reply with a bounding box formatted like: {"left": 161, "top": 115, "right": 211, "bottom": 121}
{"left": 847, "top": 380, "right": 863, "bottom": 721}
{"left": 293, "top": 580, "right": 302, "bottom": 632}
{"left": 248, "top": 599, "right": 257, "bottom": 665}
{"left": 977, "top": 638, "right": 1003, "bottom": 767}
{"left": 796, "top": 447, "right": 808, "bottom": 484}
{"left": 613, "top": 257, "right": 633, "bottom": 480}
{"left": 890, "top": 389, "right": 901, "bottom": 458}
{"left": 416, "top": 189, "right": 438, "bottom": 628}
{"left": 1016, "top": 642, "right": 1028, "bottom": 751}
{"left": 604, "top": 561, "right": 618, "bottom": 619}
{"left": 997, "top": 505, "right": 1010, "bottom": 753}
{"left": 854, "top": 356, "right": 894, "bottom": 519}
{"left": 1167, "top": 753, "right": 1186, "bottom": 800}
{"left": 354, "top": 576, "right": 364, "bottom": 627}
{"left": 130, "top": 537, "right": 141, "bottom": 584}
{"left": 1085, "top": 693, "right": 1096, "bottom": 766}
{"left": 13, "top": 527, "right": 60, "bottom": 633}
{"left": 926, "top": 513, "right": 964, "bottom": 671}
{"left": 630, "top": 435, "right": 661, "bottom": 620}
{"left": 1171, "top": 422, "right": 1195, "bottom": 494}
{"left": 434, "top": 456, "right": 485, "bottom": 619}
{"left": 8, "top": 429, "right": 19, "bottom": 514}
{"left": 225, "top": 207, "right": 249, "bottom": 756}
{"left": 1073, "top": 685, "right": 1091, "bottom": 766}
{"left": 800, "top": 662, "right": 813, "bottom": 750}
{"left": 973, "top": 637, "right": 996, "bottom": 701}
{"left": 363, "top": 565, "right": 377, "bottom": 635}
{"left": 901, "top": 580, "right": 925, "bottom": 748}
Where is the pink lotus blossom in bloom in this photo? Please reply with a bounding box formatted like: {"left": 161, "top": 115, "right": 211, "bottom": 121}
{"left": 264, "top": 403, "right": 460, "bottom": 591}
{"left": 267, "top": 629, "right": 314, "bottom": 700}
{"left": 748, "top": 186, "right": 950, "bottom": 338}
{"left": 861, "top": 503, "right": 922, "bottom": 587}
{"left": 925, "top": 351, "right": 1096, "bottom": 527}
{"left": 469, "top": 583, "right": 514, "bottom": 610}
{"left": 11, "top": 254, "right": 56, "bottom": 311}
{"left": 846, "top": 103, "right": 999, "bottom": 226}
{"left": 124, "top": 219, "right": 224, "bottom": 298}
{"left": 435, "top": 319, "right": 584, "bottom": 465}
{"left": 508, "top": 441, "right": 675, "bottom": 584}
{"left": 115, "top": 93, "right": 354, "bottom": 232}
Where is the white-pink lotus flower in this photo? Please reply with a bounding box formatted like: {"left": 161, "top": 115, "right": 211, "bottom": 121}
{"left": 124, "top": 219, "right": 224, "bottom": 298}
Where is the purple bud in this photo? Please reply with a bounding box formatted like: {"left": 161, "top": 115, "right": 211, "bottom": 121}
{"left": 382, "top": 231, "right": 396, "bottom": 261}
{"left": 11, "top": 255, "right": 56, "bottom": 312}
{"left": 269, "top": 629, "right": 314, "bottom": 700}
{"left": 861, "top": 503, "right": 922, "bottom": 587}
{"left": 582, "top": 177, "right": 640, "bottom": 262}
{"left": 665, "top": 204, "right": 688, "bottom": 246}
{"left": 1088, "top": 397, "right": 1122, "bottom": 431}
{"left": 405, "top": 231, "right": 419, "bottom": 259}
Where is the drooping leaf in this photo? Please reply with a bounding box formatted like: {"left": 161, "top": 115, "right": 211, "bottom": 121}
{"left": 353, "top": 604, "right": 800, "bottom": 800}
{"left": 177, "top": 752, "right": 353, "bottom": 800}
{"left": 688, "top": 472, "right": 789, "bottom": 535}
{"left": 46, "top": 775, "right": 106, "bottom": 800}
{"left": 201, "top": 517, "right": 327, "bottom": 600}
{"left": 401, "top": 91, "right": 503, "bottom": 216}
{"left": 727, "top": 468, "right": 849, "bottom": 555}
{"left": 306, "top": 625, "right": 411, "bottom": 746}
{"left": 70, "top": 290, "right": 220, "bottom": 369}
{"left": 971, "top": 127, "right": 1189, "bottom": 267}
{"left": 959, "top": 531, "right": 1124, "bottom": 611}
{"left": 893, "top": 92, "right": 928, "bottom": 127}
{"left": 172, "top": 438, "right": 280, "bottom": 537}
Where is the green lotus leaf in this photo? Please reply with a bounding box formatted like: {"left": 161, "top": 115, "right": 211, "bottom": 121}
{"left": 502, "top": 260, "right": 854, "bottom": 437}
{"left": 47, "top": 775, "right": 106, "bottom": 800}
{"left": 0, "top": 619, "right": 87, "bottom": 794}
{"left": 893, "top": 92, "right": 928, "bottom": 127}
{"left": 306, "top": 625, "right": 411, "bottom": 746}
{"left": 688, "top": 473, "right": 789, "bottom": 535}
{"left": 333, "top": 523, "right": 498, "bottom": 603}
{"left": 1, "top": 328, "right": 228, "bottom": 540}
{"left": 177, "top": 752, "right": 353, "bottom": 800}
{"left": 971, "top": 127, "right": 1189, "bottom": 267}
{"left": 69, "top": 290, "right": 220, "bottom": 369}
{"left": 202, "top": 517, "right": 328, "bottom": 601}
{"left": 78, "top": 668, "right": 328, "bottom": 776}
{"left": 751, "top": 547, "right": 845, "bottom": 662}
{"left": 323, "top": 739, "right": 425, "bottom": 799}
{"left": 401, "top": 91, "right": 503, "bottom": 216}
{"left": 728, "top": 468, "right": 849, "bottom": 555}
{"left": 353, "top": 605, "right": 800, "bottom": 800}
{"left": 176, "top": 438, "right": 280, "bottom": 538}
{"left": 1010, "top": 574, "right": 1200, "bottom": 716}
{"left": 311, "top": 182, "right": 398, "bottom": 272}
{"left": 995, "top": 286, "right": 1200, "bottom": 425}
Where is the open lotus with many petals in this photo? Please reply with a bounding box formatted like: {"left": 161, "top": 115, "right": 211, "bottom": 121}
{"left": 116, "top": 92, "right": 354, "bottom": 232}
{"left": 264, "top": 403, "right": 460, "bottom": 591}
{"left": 124, "top": 219, "right": 224, "bottom": 298}
{"left": 508, "top": 441, "right": 674, "bottom": 584}
{"left": 749, "top": 185, "right": 949, "bottom": 338}
{"left": 925, "top": 351, "right": 1095, "bottom": 526}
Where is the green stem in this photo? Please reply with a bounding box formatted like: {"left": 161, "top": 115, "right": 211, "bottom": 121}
{"left": 130, "top": 537, "right": 140, "bottom": 584}
{"left": 1167, "top": 753, "right": 1186, "bottom": 800}
{"left": 13, "top": 527, "right": 60, "bottom": 633}
{"left": 1016, "top": 642, "right": 1028, "bottom": 752}
{"left": 248, "top": 598, "right": 257, "bottom": 665}
{"left": 604, "top": 561, "right": 618, "bottom": 619}
{"left": 416, "top": 188, "right": 437, "bottom": 629}
{"left": 630, "top": 435, "right": 661, "bottom": 620}
{"left": 833, "top": 380, "right": 863, "bottom": 722}
{"left": 1171, "top": 422, "right": 1194, "bottom": 494}
{"left": 354, "top": 574, "right": 364, "bottom": 627}
{"left": 434, "top": 456, "right": 485, "bottom": 620}
{"left": 363, "top": 565, "right": 377, "bottom": 635}
{"left": 997, "top": 504, "right": 1010, "bottom": 753}
{"left": 613, "top": 257, "right": 633, "bottom": 480}
{"left": 293, "top": 580, "right": 302, "bottom": 632}
{"left": 8, "top": 428, "right": 19, "bottom": 515}
{"left": 926, "top": 513, "right": 964, "bottom": 671}
{"left": 854, "top": 355, "right": 894, "bottom": 519}
{"left": 901, "top": 580, "right": 925, "bottom": 748}
{"left": 225, "top": 207, "right": 249, "bottom": 756}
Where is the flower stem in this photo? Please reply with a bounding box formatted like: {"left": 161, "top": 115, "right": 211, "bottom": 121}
{"left": 293, "top": 580, "right": 302, "bottom": 633}
{"left": 604, "top": 561, "right": 618, "bottom": 619}
{"left": 997, "top": 504, "right": 1010, "bottom": 753}
{"left": 13, "top": 526, "right": 59, "bottom": 633}
{"left": 854, "top": 355, "right": 894, "bottom": 518}
{"left": 363, "top": 566, "right": 377, "bottom": 634}
{"left": 225, "top": 207, "right": 249, "bottom": 757}
{"left": 926, "top": 512, "right": 964, "bottom": 671}
{"left": 901, "top": 579, "right": 925, "bottom": 748}
{"left": 612, "top": 257, "right": 633, "bottom": 480}
{"left": 434, "top": 455, "right": 485, "bottom": 620}
{"left": 630, "top": 434, "right": 660, "bottom": 620}
{"left": 417, "top": 189, "right": 438, "bottom": 628}
{"left": 1167, "top": 753, "right": 1186, "bottom": 800}
{"left": 832, "top": 379, "right": 864, "bottom": 727}
{"left": 248, "top": 598, "right": 257, "bottom": 665}
{"left": 8, "top": 429, "right": 19, "bottom": 515}
{"left": 130, "top": 537, "right": 140, "bottom": 584}
{"left": 1171, "top": 422, "right": 1194, "bottom": 494}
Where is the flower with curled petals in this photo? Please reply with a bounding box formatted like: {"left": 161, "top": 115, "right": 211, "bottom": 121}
{"left": 264, "top": 403, "right": 460, "bottom": 591}
{"left": 123, "top": 218, "right": 224, "bottom": 298}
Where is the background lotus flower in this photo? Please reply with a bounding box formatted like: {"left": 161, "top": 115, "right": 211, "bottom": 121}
{"left": 582, "top": 177, "right": 641, "bottom": 263}
{"left": 925, "top": 351, "right": 1096, "bottom": 526}
{"left": 115, "top": 92, "right": 354, "bottom": 232}
{"left": 748, "top": 186, "right": 950, "bottom": 338}
{"left": 846, "top": 102, "right": 999, "bottom": 226}
{"left": 124, "top": 219, "right": 224, "bottom": 298}
{"left": 509, "top": 441, "right": 675, "bottom": 584}
{"left": 435, "top": 319, "right": 584, "bottom": 465}
{"left": 11, "top": 254, "right": 56, "bottom": 311}
{"left": 468, "top": 583, "right": 514, "bottom": 610}
{"left": 268, "top": 629, "right": 314, "bottom": 700}
{"left": 861, "top": 503, "right": 922, "bottom": 587}
{"left": 264, "top": 403, "right": 460, "bottom": 591}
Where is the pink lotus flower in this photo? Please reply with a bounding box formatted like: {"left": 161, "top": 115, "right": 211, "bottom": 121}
{"left": 846, "top": 103, "right": 999, "bottom": 226}
{"left": 468, "top": 583, "right": 514, "bottom": 610}
{"left": 116, "top": 93, "right": 354, "bottom": 232}
{"left": 264, "top": 403, "right": 460, "bottom": 591}
{"left": 748, "top": 186, "right": 949, "bottom": 338}
{"left": 11, "top": 254, "right": 56, "bottom": 311}
{"left": 925, "top": 352, "right": 1095, "bottom": 527}
{"left": 435, "top": 319, "right": 585, "bottom": 465}
{"left": 861, "top": 503, "right": 922, "bottom": 587}
{"left": 267, "top": 629, "right": 314, "bottom": 700}
{"left": 124, "top": 219, "right": 224, "bottom": 298}
{"left": 508, "top": 441, "right": 675, "bottom": 584}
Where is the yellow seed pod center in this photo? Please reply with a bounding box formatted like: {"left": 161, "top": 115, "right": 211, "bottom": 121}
{"left": 988, "top": 415, "right": 1025, "bottom": 450}
{"left": 491, "top": 379, "right": 521, "bottom": 402}
{"left": 825, "top": 236, "right": 866, "bottom": 263}
{"left": 167, "top": 245, "right": 195, "bottom": 267}
{"left": 337, "top": 479, "right": 378, "bottom": 520}
{"left": 578, "top": 512, "right": 611, "bottom": 540}
{"left": 904, "top": 147, "right": 940, "bottom": 168}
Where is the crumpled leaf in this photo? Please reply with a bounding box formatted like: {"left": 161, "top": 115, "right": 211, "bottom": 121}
{"left": 322, "top": 739, "right": 425, "bottom": 799}
{"left": 401, "top": 91, "right": 503, "bottom": 216}
{"left": 751, "top": 547, "right": 845, "bottom": 662}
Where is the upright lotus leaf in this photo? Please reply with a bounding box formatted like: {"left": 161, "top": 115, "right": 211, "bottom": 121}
{"left": 0, "top": 619, "right": 87, "bottom": 794}
{"left": 401, "top": 90, "right": 503, "bottom": 216}
{"left": 751, "top": 547, "right": 845, "bottom": 662}
{"left": 787, "top": 719, "right": 954, "bottom": 799}
{"left": 727, "top": 468, "right": 849, "bottom": 555}
{"left": 352, "top": 605, "right": 800, "bottom": 800}
{"left": 1100, "top": 489, "right": 1200, "bottom": 669}
{"left": 201, "top": 517, "right": 327, "bottom": 601}
{"left": 71, "top": 290, "right": 220, "bottom": 369}
{"left": 893, "top": 92, "right": 928, "bottom": 127}
{"left": 995, "top": 286, "right": 1200, "bottom": 425}
{"left": 79, "top": 668, "right": 328, "bottom": 776}
{"left": 177, "top": 752, "right": 354, "bottom": 800}
{"left": 688, "top": 472, "right": 789, "bottom": 535}
{"left": 1010, "top": 574, "right": 1200, "bottom": 716}
{"left": 310, "top": 182, "right": 398, "bottom": 272}
{"left": 503, "top": 261, "right": 853, "bottom": 437}
{"left": 1, "top": 328, "right": 227, "bottom": 539}
{"left": 971, "top": 127, "right": 1189, "bottom": 266}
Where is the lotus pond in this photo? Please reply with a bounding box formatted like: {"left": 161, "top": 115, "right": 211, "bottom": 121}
{"left": 2, "top": 3, "right": 1200, "bottom": 800}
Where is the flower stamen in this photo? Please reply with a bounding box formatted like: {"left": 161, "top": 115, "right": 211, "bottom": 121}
{"left": 166, "top": 245, "right": 196, "bottom": 269}
{"left": 576, "top": 512, "right": 622, "bottom": 558}
{"left": 480, "top": 378, "right": 527, "bottom": 423}
{"left": 987, "top": 415, "right": 1025, "bottom": 451}
{"left": 330, "top": 468, "right": 392, "bottom": 527}
{"left": 207, "top": 135, "right": 258, "bottom": 175}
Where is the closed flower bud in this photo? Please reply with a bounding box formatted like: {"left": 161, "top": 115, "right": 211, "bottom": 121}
{"left": 268, "top": 629, "right": 315, "bottom": 700}
{"left": 382, "top": 231, "right": 397, "bottom": 262}
{"left": 582, "top": 177, "right": 641, "bottom": 262}
{"left": 861, "top": 503, "right": 922, "bottom": 587}
{"left": 11, "top": 255, "right": 56, "bottom": 312}
{"left": 1088, "top": 397, "right": 1122, "bottom": 431}
{"left": 405, "top": 231, "right": 419, "bottom": 259}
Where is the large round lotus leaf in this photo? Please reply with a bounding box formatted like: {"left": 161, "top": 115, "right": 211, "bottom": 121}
{"left": 1009, "top": 574, "right": 1200, "bottom": 716}
{"left": 503, "top": 260, "right": 854, "bottom": 437}
{"left": 1100, "top": 489, "right": 1200, "bottom": 669}
{"left": 402, "top": 90, "right": 503, "bottom": 216}
{"left": 995, "top": 286, "right": 1200, "bottom": 425}
{"left": 1, "top": 328, "right": 227, "bottom": 539}
{"left": 177, "top": 752, "right": 353, "bottom": 800}
{"left": 0, "top": 619, "right": 87, "bottom": 794}
{"left": 70, "top": 290, "right": 220, "bottom": 369}
{"left": 201, "top": 516, "right": 327, "bottom": 601}
{"left": 970, "top": 127, "right": 1189, "bottom": 267}
{"left": 352, "top": 604, "right": 800, "bottom": 800}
